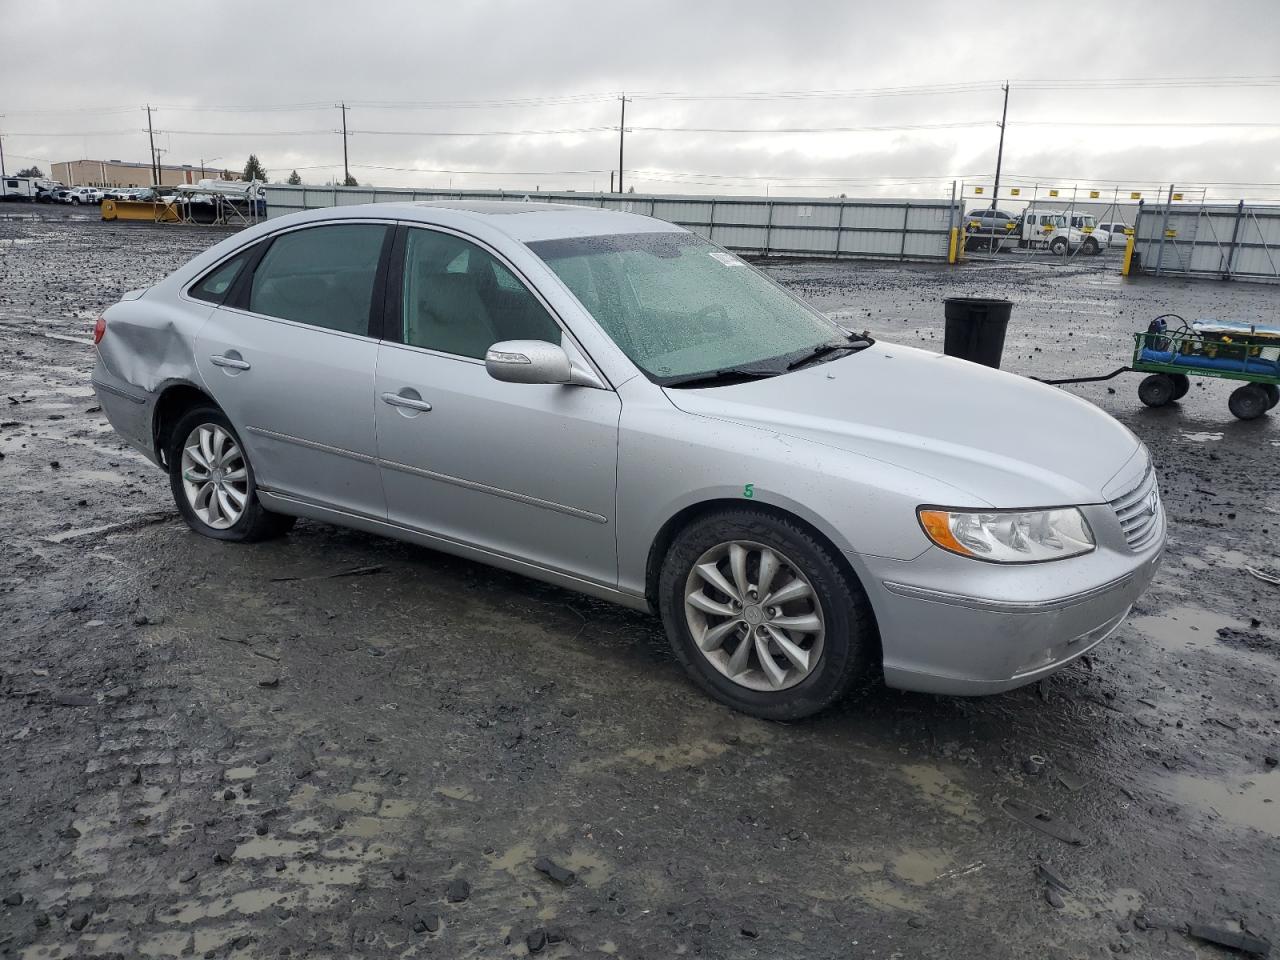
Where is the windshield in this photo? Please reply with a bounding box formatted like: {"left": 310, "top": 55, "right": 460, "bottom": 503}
{"left": 528, "top": 232, "right": 844, "bottom": 382}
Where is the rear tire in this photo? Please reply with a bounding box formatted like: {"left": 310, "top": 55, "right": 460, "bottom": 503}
{"left": 658, "top": 508, "right": 877, "bottom": 720}
{"left": 1083, "top": 237, "right": 1099, "bottom": 255}
{"left": 166, "top": 405, "right": 296, "bottom": 542}
{"left": 1169, "top": 373, "right": 1191, "bottom": 400}
{"left": 1261, "top": 384, "right": 1280, "bottom": 409}
{"left": 1138, "top": 374, "right": 1176, "bottom": 408}
{"left": 1228, "top": 385, "right": 1270, "bottom": 421}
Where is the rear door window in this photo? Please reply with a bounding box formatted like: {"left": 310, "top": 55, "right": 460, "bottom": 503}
{"left": 248, "top": 223, "right": 389, "bottom": 335}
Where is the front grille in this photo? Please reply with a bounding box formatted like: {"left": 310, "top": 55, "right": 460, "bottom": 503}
{"left": 1109, "top": 461, "right": 1161, "bottom": 550}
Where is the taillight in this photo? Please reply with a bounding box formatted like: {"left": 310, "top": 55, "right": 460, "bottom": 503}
{"left": 93, "top": 316, "right": 106, "bottom": 345}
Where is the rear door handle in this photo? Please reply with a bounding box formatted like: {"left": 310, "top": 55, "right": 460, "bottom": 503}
{"left": 381, "top": 391, "right": 432, "bottom": 412}
{"left": 210, "top": 354, "right": 251, "bottom": 370}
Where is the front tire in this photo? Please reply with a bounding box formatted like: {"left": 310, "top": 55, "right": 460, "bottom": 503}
{"left": 166, "top": 406, "right": 296, "bottom": 542}
{"left": 658, "top": 508, "right": 876, "bottom": 720}
{"left": 1050, "top": 237, "right": 1068, "bottom": 256}
{"left": 1138, "top": 374, "right": 1176, "bottom": 408}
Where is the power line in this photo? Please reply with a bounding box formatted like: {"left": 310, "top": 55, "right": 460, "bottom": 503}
{"left": 348, "top": 163, "right": 614, "bottom": 176}
{"left": 6, "top": 75, "right": 1280, "bottom": 118}
{"left": 631, "top": 121, "right": 995, "bottom": 133}
{"left": 351, "top": 126, "right": 616, "bottom": 137}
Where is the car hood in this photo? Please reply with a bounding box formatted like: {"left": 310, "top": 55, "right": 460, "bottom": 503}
{"left": 662, "top": 342, "right": 1141, "bottom": 507}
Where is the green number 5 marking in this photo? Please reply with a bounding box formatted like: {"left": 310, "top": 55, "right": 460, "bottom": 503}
{"left": 743, "top": 483, "right": 755, "bottom": 499}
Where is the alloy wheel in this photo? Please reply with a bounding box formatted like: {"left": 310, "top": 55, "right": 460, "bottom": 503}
{"left": 683, "top": 540, "right": 825, "bottom": 692}
{"left": 179, "top": 423, "right": 248, "bottom": 530}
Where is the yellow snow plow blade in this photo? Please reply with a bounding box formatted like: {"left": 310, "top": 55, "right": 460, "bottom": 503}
{"left": 101, "top": 199, "right": 180, "bottom": 222}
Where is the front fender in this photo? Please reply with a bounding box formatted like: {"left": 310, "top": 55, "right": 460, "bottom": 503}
{"left": 614, "top": 386, "right": 975, "bottom": 598}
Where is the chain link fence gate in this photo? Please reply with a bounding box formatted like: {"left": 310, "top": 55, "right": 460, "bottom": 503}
{"left": 956, "top": 181, "right": 1155, "bottom": 270}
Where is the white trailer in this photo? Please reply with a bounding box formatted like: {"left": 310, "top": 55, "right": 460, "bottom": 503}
{"left": 1, "top": 177, "right": 61, "bottom": 202}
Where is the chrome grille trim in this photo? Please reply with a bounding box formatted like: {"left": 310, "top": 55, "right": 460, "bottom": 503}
{"left": 1108, "top": 461, "right": 1161, "bottom": 550}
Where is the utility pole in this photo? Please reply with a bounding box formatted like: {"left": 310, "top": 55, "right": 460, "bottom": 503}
{"left": 146, "top": 105, "right": 158, "bottom": 185}
{"left": 0, "top": 125, "right": 6, "bottom": 179}
{"left": 617, "top": 95, "right": 628, "bottom": 193}
{"left": 991, "top": 82, "right": 1008, "bottom": 210}
{"left": 340, "top": 102, "right": 350, "bottom": 186}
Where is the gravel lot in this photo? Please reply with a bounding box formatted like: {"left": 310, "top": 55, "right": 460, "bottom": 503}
{"left": 1, "top": 207, "right": 1278, "bottom": 959}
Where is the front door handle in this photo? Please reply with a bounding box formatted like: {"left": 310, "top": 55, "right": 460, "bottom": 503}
{"left": 210, "top": 354, "right": 251, "bottom": 371}
{"left": 381, "top": 391, "right": 433, "bottom": 413}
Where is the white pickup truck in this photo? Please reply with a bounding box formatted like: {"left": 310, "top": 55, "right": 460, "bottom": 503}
{"left": 66, "top": 186, "right": 104, "bottom": 206}
{"left": 1018, "top": 208, "right": 1103, "bottom": 255}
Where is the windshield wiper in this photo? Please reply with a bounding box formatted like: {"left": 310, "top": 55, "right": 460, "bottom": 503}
{"left": 661, "top": 367, "right": 782, "bottom": 389}
{"left": 785, "top": 334, "right": 873, "bottom": 371}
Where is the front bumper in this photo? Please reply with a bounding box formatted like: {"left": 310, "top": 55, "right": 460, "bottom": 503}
{"left": 856, "top": 502, "right": 1165, "bottom": 695}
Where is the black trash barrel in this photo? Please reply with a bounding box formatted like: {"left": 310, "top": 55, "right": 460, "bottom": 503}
{"left": 943, "top": 297, "right": 1013, "bottom": 368}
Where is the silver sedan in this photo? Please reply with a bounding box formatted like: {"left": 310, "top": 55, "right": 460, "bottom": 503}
{"left": 92, "top": 201, "right": 1164, "bottom": 719}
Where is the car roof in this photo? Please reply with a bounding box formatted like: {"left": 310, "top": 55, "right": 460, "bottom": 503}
{"left": 278, "top": 199, "right": 685, "bottom": 243}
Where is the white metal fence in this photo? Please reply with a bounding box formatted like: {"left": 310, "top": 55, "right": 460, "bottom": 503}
{"left": 1134, "top": 200, "right": 1280, "bottom": 282}
{"left": 264, "top": 185, "right": 961, "bottom": 263}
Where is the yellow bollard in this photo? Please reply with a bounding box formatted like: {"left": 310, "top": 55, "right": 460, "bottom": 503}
{"left": 948, "top": 227, "right": 959, "bottom": 264}
{"left": 1121, "top": 233, "right": 1136, "bottom": 277}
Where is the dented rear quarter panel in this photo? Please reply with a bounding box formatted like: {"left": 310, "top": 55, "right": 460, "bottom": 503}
{"left": 92, "top": 280, "right": 218, "bottom": 465}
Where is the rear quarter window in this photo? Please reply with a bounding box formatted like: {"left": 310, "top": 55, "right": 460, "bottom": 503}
{"left": 189, "top": 248, "right": 253, "bottom": 304}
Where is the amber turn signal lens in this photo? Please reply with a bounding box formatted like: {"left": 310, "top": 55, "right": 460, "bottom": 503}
{"left": 917, "top": 509, "right": 973, "bottom": 557}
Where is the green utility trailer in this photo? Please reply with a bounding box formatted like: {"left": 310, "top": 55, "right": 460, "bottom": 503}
{"left": 1038, "top": 315, "right": 1280, "bottom": 421}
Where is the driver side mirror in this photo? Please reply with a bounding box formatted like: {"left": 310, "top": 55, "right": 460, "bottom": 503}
{"left": 485, "top": 340, "right": 574, "bottom": 385}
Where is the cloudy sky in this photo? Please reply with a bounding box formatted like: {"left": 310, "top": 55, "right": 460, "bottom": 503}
{"left": 3, "top": 0, "right": 1278, "bottom": 201}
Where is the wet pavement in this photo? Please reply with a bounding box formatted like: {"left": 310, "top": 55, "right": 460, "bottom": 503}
{"left": 1, "top": 213, "right": 1278, "bottom": 959}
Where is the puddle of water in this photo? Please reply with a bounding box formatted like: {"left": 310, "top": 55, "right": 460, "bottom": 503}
{"left": 1129, "top": 606, "right": 1249, "bottom": 655}
{"left": 619, "top": 739, "right": 729, "bottom": 772}
{"left": 286, "top": 816, "right": 326, "bottom": 835}
{"left": 329, "top": 791, "right": 379, "bottom": 814}
{"left": 164, "top": 888, "right": 291, "bottom": 924}
{"left": 223, "top": 766, "right": 256, "bottom": 781}
{"left": 340, "top": 815, "right": 391, "bottom": 838}
{"left": 564, "top": 847, "right": 614, "bottom": 890}
{"left": 378, "top": 798, "right": 416, "bottom": 818}
{"left": 853, "top": 877, "right": 924, "bottom": 912}
{"left": 235, "top": 836, "right": 316, "bottom": 859}
{"left": 488, "top": 841, "right": 537, "bottom": 875}
{"left": 899, "top": 764, "right": 983, "bottom": 824}
{"left": 432, "top": 785, "right": 476, "bottom": 804}
{"left": 889, "top": 848, "right": 953, "bottom": 886}
{"left": 1166, "top": 772, "right": 1280, "bottom": 837}
{"left": 139, "top": 933, "right": 191, "bottom": 957}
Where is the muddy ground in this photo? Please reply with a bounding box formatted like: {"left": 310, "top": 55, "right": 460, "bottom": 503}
{"left": 1, "top": 208, "right": 1278, "bottom": 960}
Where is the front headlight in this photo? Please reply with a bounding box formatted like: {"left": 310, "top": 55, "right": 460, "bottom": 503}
{"left": 917, "top": 507, "right": 1094, "bottom": 563}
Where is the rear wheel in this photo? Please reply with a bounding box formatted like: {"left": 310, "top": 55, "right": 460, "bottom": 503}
{"left": 1228, "top": 384, "right": 1270, "bottom": 421}
{"left": 659, "top": 508, "right": 876, "bottom": 720}
{"left": 1138, "top": 374, "right": 1176, "bottom": 408}
{"left": 1083, "top": 237, "right": 1099, "bottom": 255}
{"left": 1169, "top": 374, "right": 1191, "bottom": 400}
{"left": 1261, "top": 384, "right": 1280, "bottom": 409}
{"left": 166, "top": 406, "right": 296, "bottom": 542}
